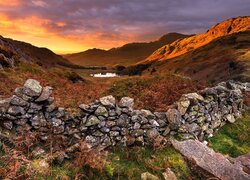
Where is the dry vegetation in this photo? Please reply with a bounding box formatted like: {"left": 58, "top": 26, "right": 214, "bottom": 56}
{"left": 108, "top": 75, "right": 207, "bottom": 111}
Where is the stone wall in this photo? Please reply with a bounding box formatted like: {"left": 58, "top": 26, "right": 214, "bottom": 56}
{"left": 0, "top": 79, "right": 249, "bottom": 149}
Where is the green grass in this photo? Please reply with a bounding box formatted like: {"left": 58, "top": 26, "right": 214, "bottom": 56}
{"left": 208, "top": 112, "right": 250, "bottom": 157}
{"left": 102, "top": 146, "right": 193, "bottom": 180}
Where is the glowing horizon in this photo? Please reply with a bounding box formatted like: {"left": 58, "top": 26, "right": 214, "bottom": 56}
{"left": 0, "top": 0, "right": 249, "bottom": 54}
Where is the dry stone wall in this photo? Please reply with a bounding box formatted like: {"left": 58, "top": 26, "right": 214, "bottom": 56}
{"left": 0, "top": 79, "right": 249, "bottom": 149}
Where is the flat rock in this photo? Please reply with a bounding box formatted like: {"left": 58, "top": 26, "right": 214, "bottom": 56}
{"left": 171, "top": 139, "right": 250, "bottom": 180}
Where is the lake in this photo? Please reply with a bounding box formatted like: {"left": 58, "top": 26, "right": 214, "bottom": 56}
{"left": 90, "top": 73, "right": 118, "bottom": 77}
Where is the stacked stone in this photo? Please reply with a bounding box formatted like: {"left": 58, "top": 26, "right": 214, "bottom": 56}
{"left": 171, "top": 81, "right": 248, "bottom": 141}
{"left": 0, "top": 79, "right": 70, "bottom": 140}
{"left": 0, "top": 79, "right": 249, "bottom": 149}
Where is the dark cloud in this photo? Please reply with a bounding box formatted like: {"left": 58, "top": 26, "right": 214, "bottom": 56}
{"left": 0, "top": 0, "right": 249, "bottom": 47}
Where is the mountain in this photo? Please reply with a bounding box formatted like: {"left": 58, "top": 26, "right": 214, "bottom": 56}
{"left": 65, "top": 33, "right": 190, "bottom": 67}
{"left": 141, "top": 16, "right": 250, "bottom": 63}
{"left": 0, "top": 35, "right": 73, "bottom": 69}
{"left": 145, "top": 30, "right": 250, "bottom": 82}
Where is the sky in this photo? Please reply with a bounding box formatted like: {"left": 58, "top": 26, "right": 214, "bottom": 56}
{"left": 0, "top": 0, "right": 249, "bottom": 53}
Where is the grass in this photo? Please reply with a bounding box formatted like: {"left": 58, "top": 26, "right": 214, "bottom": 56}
{"left": 208, "top": 111, "right": 250, "bottom": 157}
{"left": 99, "top": 146, "right": 194, "bottom": 180}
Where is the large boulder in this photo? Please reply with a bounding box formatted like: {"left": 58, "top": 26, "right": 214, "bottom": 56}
{"left": 171, "top": 139, "right": 250, "bottom": 180}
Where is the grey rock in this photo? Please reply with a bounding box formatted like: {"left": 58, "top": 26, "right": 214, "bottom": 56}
{"left": 109, "top": 131, "right": 119, "bottom": 137}
{"left": 99, "top": 95, "right": 116, "bottom": 107}
{"left": 10, "top": 95, "right": 28, "bottom": 107}
{"left": 185, "top": 123, "right": 200, "bottom": 133}
{"left": 177, "top": 98, "right": 190, "bottom": 115}
{"left": 52, "top": 118, "right": 62, "bottom": 127}
{"left": 3, "top": 121, "right": 13, "bottom": 130}
{"left": 184, "top": 93, "right": 204, "bottom": 101}
{"left": 79, "top": 104, "right": 96, "bottom": 113}
{"left": 141, "top": 172, "right": 159, "bottom": 180}
{"left": 119, "top": 97, "right": 134, "bottom": 108}
{"left": 225, "top": 114, "right": 235, "bottom": 123}
{"left": 166, "top": 109, "right": 182, "bottom": 130}
{"left": 7, "top": 106, "right": 25, "bottom": 116}
{"left": 146, "top": 129, "right": 159, "bottom": 140}
{"left": 35, "top": 86, "right": 53, "bottom": 102}
{"left": 53, "top": 125, "right": 64, "bottom": 134}
{"left": 141, "top": 109, "right": 155, "bottom": 119}
{"left": 154, "top": 112, "right": 166, "bottom": 120}
{"left": 162, "top": 168, "right": 177, "bottom": 180}
{"left": 95, "top": 106, "right": 108, "bottom": 117}
{"left": 131, "top": 129, "right": 144, "bottom": 137}
{"left": 0, "top": 98, "right": 10, "bottom": 113}
{"left": 133, "top": 122, "right": 141, "bottom": 129}
{"left": 85, "top": 115, "right": 100, "bottom": 126}
{"left": 23, "top": 79, "right": 42, "bottom": 97}
{"left": 171, "top": 139, "right": 250, "bottom": 180}
{"left": 46, "top": 103, "right": 57, "bottom": 113}
{"left": 106, "top": 121, "right": 116, "bottom": 127}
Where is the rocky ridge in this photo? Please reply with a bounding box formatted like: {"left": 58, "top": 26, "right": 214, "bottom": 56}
{"left": 0, "top": 79, "right": 249, "bottom": 152}
{"left": 143, "top": 16, "right": 250, "bottom": 63}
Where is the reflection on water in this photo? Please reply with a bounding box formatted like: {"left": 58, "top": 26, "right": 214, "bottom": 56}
{"left": 90, "top": 73, "right": 118, "bottom": 77}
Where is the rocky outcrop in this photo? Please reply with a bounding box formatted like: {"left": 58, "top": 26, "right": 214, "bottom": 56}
{"left": 171, "top": 139, "right": 250, "bottom": 180}
{"left": 0, "top": 79, "right": 249, "bottom": 150}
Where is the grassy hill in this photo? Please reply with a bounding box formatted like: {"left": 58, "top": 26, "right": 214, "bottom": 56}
{"left": 65, "top": 33, "right": 190, "bottom": 67}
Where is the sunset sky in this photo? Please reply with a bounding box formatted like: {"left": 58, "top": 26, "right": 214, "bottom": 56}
{"left": 0, "top": 0, "right": 249, "bottom": 54}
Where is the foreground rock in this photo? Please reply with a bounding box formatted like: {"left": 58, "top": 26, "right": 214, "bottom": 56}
{"left": 171, "top": 139, "right": 250, "bottom": 180}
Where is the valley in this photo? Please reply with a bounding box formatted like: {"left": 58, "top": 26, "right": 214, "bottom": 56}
{"left": 0, "top": 14, "right": 250, "bottom": 180}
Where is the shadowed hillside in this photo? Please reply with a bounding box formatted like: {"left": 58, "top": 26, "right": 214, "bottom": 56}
{"left": 65, "top": 33, "right": 190, "bottom": 67}
{"left": 0, "top": 36, "right": 75, "bottom": 68}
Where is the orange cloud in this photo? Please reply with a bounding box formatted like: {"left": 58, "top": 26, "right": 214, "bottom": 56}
{"left": 0, "top": 13, "right": 88, "bottom": 53}
{"left": 0, "top": 0, "right": 21, "bottom": 6}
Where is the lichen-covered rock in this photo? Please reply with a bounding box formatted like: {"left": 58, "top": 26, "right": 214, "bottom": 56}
{"left": 85, "top": 115, "right": 100, "bottom": 126}
{"left": 177, "top": 98, "right": 190, "bottom": 115}
{"left": 95, "top": 106, "right": 108, "bottom": 117}
{"left": 23, "top": 79, "right": 43, "bottom": 97}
